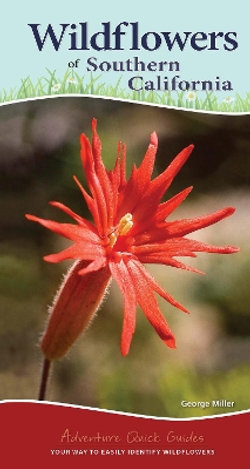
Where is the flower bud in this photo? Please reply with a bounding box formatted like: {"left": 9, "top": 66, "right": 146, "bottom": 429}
{"left": 41, "top": 260, "right": 111, "bottom": 360}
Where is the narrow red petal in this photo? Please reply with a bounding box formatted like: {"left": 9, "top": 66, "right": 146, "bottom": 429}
{"left": 49, "top": 201, "right": 97, "bottom": 232}
{"left": 134, "top": 207, "right": 238, "bottom": 247}
{"left": 131, "top": 145, "right": 194, "bottom": 228}
{"left": 73, "top": 175, "right": 99, "bottom": 222}
{"left": 108, "top": 145, "right": 121, "bottom": 190}
{"left": 178, "top": 238, "right": 240, "bottom": 255}
{"left": 78, "top": 257, "right": 106, "bottom": 275}
{"left": 109, "top": 260, "right": 137, "bottom": 356}
{"left": 43, "top": 242, "right": 104, "bottom": 263}
{"left": 25, "top": 214, "right": 100, "bottom": 243}
{"left": 91, "top": 119, "right": 115, "bottom": 224}
{"left": 117, "top": 133, "right": 158, "bottom": 218}
{"left": 88, "top": 171, "right": 109, "bottom": 234}
{"left": 133, "top": 236, "right": 239, "bottom": 258}
{"left": 43, "top": 245, "right": 84, "bottom": 263}
{"left": 126, "top": 260, "right": 176, "bottom": 348}
{"left": 91, "top": 118, "right": 102, "bottom": 158}
{"left": 136, "top": 253, "right": 205, "bottom": 275}
{"left": 155, "top": 186, "right": 193, "bottom": 222}
{"left": 166, "top": 207, "right": 236, "bottom": 237}
{"left": 80, "top": 132, "right": 94, "bottom": 178}
{"left": 80, "top": 133, "right": 109, "bottom": 234}
{"left": 132, "top": 240, "right": 196, "bottom": 257}
{"left": 136, "top": 131, "right": 158, "bottom": 182}
{"left": 151, "top": 144, "right": 194, "bottom": 193}
{"left": 73, "top": 175, "right": 105, "bottom": 235}
{"left": 107, "top": 160, "right": 120, "bottom": 218}
{"left": 130, "top": 259, "right": 189, "bottom": 313}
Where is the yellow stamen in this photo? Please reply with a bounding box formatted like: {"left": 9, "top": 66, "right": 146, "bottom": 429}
{"left": 118, "top": 213, "right": 133, "bottom": 236}
{"left": 108, "top": 213, "right": 133, "bottom": 247}
{"left": 109, "top": 232, "right": 117, "bottom": 248}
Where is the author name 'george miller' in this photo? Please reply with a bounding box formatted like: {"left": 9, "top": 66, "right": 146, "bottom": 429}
{"left": 181, "top": 400, "right": 235, "bottom": 409}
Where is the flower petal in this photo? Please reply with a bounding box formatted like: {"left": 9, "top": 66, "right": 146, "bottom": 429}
{"left": 107, "top": 147, "right": 122, "bottom": 216}
{"left": 109, "top": 260, "right": 137, "bottom": 356}
{"left": 133, "top": 236, "right": 239, "bottom": 257}
{"left": 129, "top": 259, "right": 189, "bottom": 313}
{"left": 138, "top": 131, "right": 158, "bottom": 181}
{"left": 178, "top": 238, "right": 239, "bottom": 255}
{"left": 91, "top": 119, "right": 115, "bottom": 224}
{"left": 80, "top": 132, "right": 108, "bottom": 234}
{"left": 117, "top": 132, "right": 158, "bottom": 218}
{"left": 25, "top": 214, "right": 100, "bottom": 243}
{"left": 151, "top": 144, "right": 194, "bottom": 194}
{"left": 126, "top": 259, "right": 176, "bottom": 348}
{"left": 49, "top": 200, "right": 97, "bottom": 231}
{"left": 73, "top": 175, "right": 101, "bottom": 232}
{"left": 77, "top": 257, "right": 107, "bottom": 275}
{"left": 133, "top": 207, "right": 238, "bottom": 247}
{"left": 155, "top": 186, "right": 193, "bottom": 222}
{"left": 43, "top": 243, "right": 103, "bottom": 263}
{"left": 136, "top": 253, "right": 205, "bottom": 275}
{"left": 131, "top": 145, "right": 194, "bottom": 228}
{"left": 73, "top": 175, "right": 94, "bottom": 211}
{"left": 166, "top": 207, "right": 236, "bottom": 237}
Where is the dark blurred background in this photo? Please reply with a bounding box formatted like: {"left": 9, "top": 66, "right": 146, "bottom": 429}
{"left": 0, "top": 97, "right": 249, "bottom": 416}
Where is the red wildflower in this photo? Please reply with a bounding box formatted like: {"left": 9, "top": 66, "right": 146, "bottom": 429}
{"left": 26, "top": 119, "right": 239, "bottom": 359}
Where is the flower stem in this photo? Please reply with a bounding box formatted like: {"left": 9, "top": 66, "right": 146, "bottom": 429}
{"left": 38, "top": 358, "right": 51, "bottom": 401}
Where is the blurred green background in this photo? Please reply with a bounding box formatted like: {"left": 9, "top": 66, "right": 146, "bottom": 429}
{"left": 0, "top": 97, "right": 249, "bottom": 417}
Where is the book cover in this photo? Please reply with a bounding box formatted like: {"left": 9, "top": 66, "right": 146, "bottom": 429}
{"left": 0, "top": 1, "right": 249, "bottom": 467}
